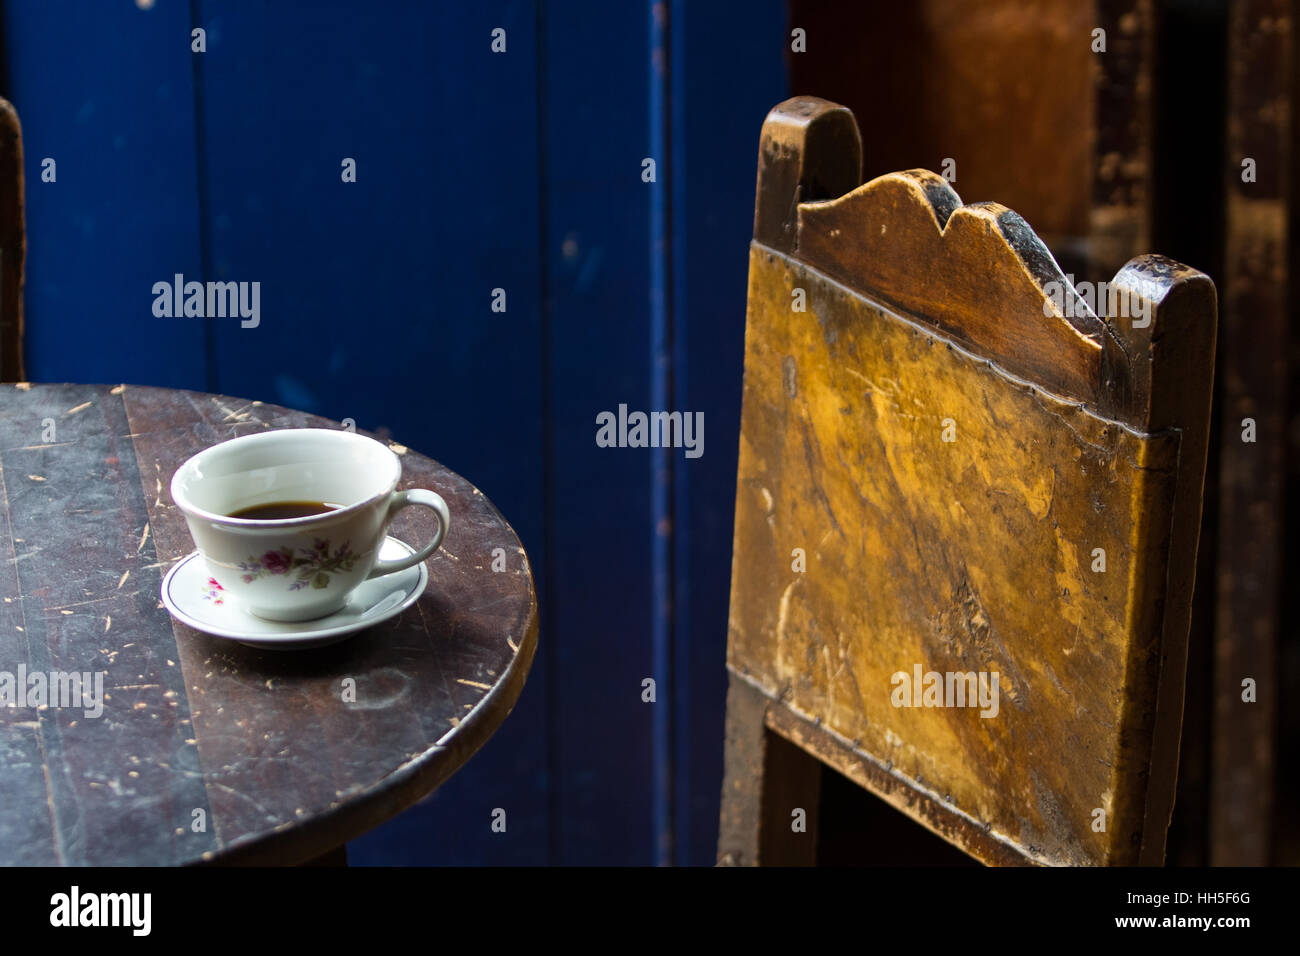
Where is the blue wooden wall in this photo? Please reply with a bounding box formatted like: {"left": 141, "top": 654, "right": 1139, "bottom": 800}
{"left": 1, "top": 0, "right": 787, "bottom": 865}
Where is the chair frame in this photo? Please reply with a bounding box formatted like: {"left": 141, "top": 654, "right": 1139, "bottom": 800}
{"left": 719, "top": 96, "right": 1216, "bottom": 866}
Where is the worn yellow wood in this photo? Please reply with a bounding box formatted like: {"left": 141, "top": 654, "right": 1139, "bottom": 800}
{"left": 728, "top": 244, "right": 1184, "bottom": 866}
{"left": 796, "top": 170, "right": 1127, "bottom": 413}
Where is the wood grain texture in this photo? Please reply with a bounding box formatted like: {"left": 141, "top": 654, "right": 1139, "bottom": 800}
{"left": 1105, "top": 256, "right": 1217, "bottom": 865}
{"left": 795, "top": 169, "right": 1130, "bottom": 415}
{"left": 729, "top": 247, "right": 1192, "bottom": 865}
{"left": 753, "top": 96, "right": 862, "bottom": 254}
{"left": 761, "top": 687, "right": 1029, "bottom": 866}
{"left": 717, "top": 673, "right": 822, "bottom": 866}
{"left": 1090, "top": 0, "right": 1154, "bottom": 281}
{"left": 0, "top": 384, "right": 537, "bottom": 865}
{"left": 0, "top": 98, "right": 23, "bottom": 383}
{"left": 1211, "top": 0, "right": 1290, "bottom": 866}
{"left": 724, "top": 97, "right": 1215, "bottom": 865}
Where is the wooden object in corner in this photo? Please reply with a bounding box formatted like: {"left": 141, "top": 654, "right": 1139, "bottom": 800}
{"left": 720, "top": 96, "right": 1216, "bottom": 867}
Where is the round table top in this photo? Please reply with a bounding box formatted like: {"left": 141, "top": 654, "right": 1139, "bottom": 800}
{"left": 0, "top": 383, "right": 538, "bottom": 865}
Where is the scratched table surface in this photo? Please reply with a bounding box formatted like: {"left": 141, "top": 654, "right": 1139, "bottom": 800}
{"left": 0, "top": 383, "right": 538, "bottom": 865}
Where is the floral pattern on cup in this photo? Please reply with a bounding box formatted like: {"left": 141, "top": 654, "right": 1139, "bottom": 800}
{"left": 239, "top": 539, "right": 360, "bottom": 591}
{"left": 202, "top": 577, "right": 226, "bottom": 605}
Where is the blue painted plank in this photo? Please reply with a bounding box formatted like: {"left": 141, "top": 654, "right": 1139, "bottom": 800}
{"left": 191, "top": 0, "right": 547, "bottom": 864}
{"left": 648, "top": 0, "right": 674, "bottom": 867}
{"left": 3, "top": 0, "right": 792, "bottom": 867}
{"left": 670, "top": 0, "right": 788, "bottom": 866}
{"left": 2, "top": 0, "right": 205, "bottom": 387}
{"left": 540, "top": 0, "right": 657, "bottom": 864}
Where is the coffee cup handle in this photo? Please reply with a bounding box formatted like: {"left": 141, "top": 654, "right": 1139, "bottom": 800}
{"left": 367, "top": 489, "right": 450, "bottom": 578}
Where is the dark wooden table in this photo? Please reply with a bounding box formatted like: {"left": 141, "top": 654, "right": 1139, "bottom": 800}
{"left": 0, "top": 383, "right": 538, "bottom": 865}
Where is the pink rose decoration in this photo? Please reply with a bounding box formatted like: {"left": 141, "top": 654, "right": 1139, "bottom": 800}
{"left": 261, "top": 550, "right": 292, "bottom": 575}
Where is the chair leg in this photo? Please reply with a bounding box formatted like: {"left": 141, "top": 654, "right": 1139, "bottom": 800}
{"left": 718, "top": 673, "right": 822, "bottom": 865}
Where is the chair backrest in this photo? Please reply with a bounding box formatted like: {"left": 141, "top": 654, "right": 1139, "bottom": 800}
{"left": 0, "top": 97, "right": 24, "bottom": 382}
{"left": 727, "top": 96, "right": 1216, "bottom": 865}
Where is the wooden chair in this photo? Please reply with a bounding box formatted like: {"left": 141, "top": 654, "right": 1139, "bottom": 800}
{"left": 0, "top": 97, "right": 24, "bottom": 382}
{"left": 788, "top": 0, "right": 1294, "bottom": 866}
{"left": 718, "top": 96, "right": 1216, "bottom": 866}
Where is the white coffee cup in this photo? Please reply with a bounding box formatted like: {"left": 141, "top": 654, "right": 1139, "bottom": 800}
{"left": 170, "top": 428, "right": 449, "bottom": 621}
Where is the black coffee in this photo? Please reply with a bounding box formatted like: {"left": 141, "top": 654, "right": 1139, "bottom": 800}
{"left": 228, "top": 501, "right": 340, "bottom": 520}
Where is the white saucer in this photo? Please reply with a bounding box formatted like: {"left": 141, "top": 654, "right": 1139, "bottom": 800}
{"left": 160, "top": 536, "right": 429, "bottom": 650}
